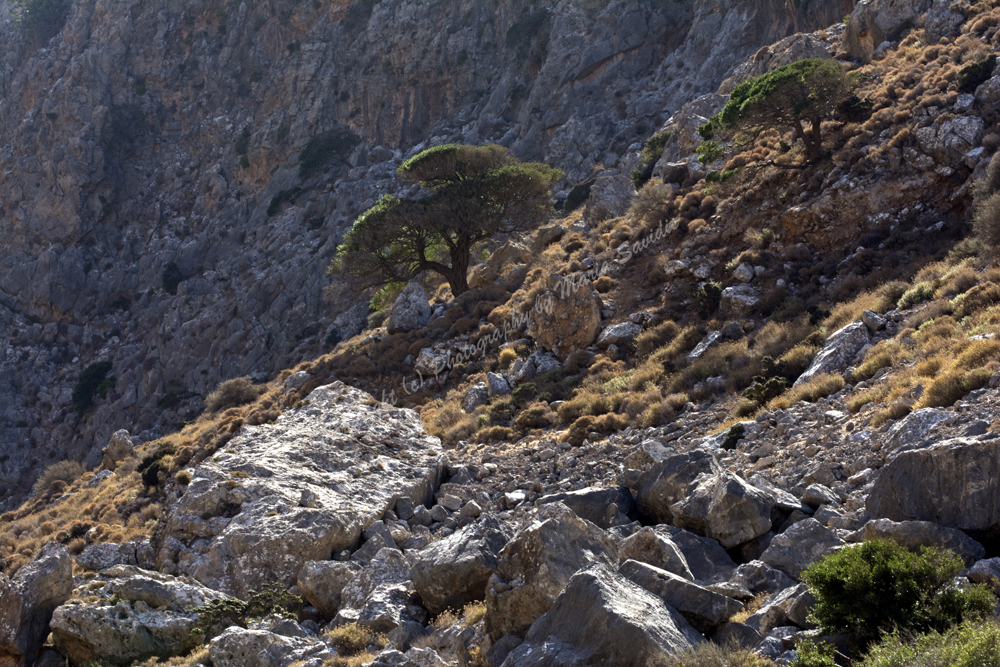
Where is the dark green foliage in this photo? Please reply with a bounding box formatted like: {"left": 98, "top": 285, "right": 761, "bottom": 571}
{"left": 563, "top": 177, "right": 595, "bottom": 213}
{"left": 205, "top": 376, "right": 266, "bottom": 412}
{"left": 141, "top": 460, "right": 164, "bottom": 489}
{"left": 267, "top": 187, "right": 302, "bottom": 217}
{"left": 512, "top": 381, "right": 536, "bottom": 406}
{"left": 299, "top": 127, "right": 361, "bottom": 179}
{"left": 743, "top": 358, "right": 788, "bottom": 405}
{"left": 721, "top": 424, "right": 745, "bottom": 450}
{"left": 700, "top": 58, "right": 856, "bottom": 162}
{"left": 837, "top": 94, "right": 874, "bottom": 122}
{"left": 325, "top": 329, "right": 342, "bottom": 347}
{"left": 801, "top": 539, "right": 996, "bottom": 653}
{"left": 631, "top": 130, "right": 671, "bottom": 189}
{"left": 957, "top": 55, "right": 997, "bottom": 94}
{"left": 505, "top": 9, "right": 549, "bottom": 50}
{"left": 808, "top": 304, "right": 831, "bottom": 326}
{"left": 134, "top": 79, "right": 147, "bottom": 96}
{"left": 234, "top": 137, "right": 249, "bottom": 155}
{"left": 695, "top": 282, "right": 722, "bottom": 318}
{"left": 334, "top": 144, "right": 561, "bottom": 296}
{"left": 189, "top": 584, "right": 303, "bottom": 638}
{"left": 790, "top": 639, "right": 837, "bottom": 667}
{"left": 137, "top": 444, "right": 176, "bottom": 490}
{"left": 73, "top": 362, "right": 113, "bottom": 412}
{"left": 162, "top": 262, "right": 183, "bottom": 295}
{"left": 239, "top": 155, "right": 250, "bottom": 169}
{"left": 16, "top": 0, "right": 70, "bottom": 46}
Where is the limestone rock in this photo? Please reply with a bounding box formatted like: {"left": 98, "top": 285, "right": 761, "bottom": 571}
{"left": 733, "top": 263, "right": 754, "bottom": 283}
{"left": 721, "top": 34, "right": 832, "bottom": 93}
{"left": 0, "top": 542, "right": 73, "bottom": 667}
{"left": 861, "top": 310, "right": 886, "bottom": 333}
{"left": 101, "top": 430, "right": 135, "bottom": 471}
{"left": 535, "top": 486, "right": 636, "bottom": 530}
{"left": 596, "top": 322, "right": 642, "bottom": 349}
{"left": 843, "top": 0, "right": 936, "bottom": 62}
{"left": 411, "top": 515, "right": 512, "bottom": 616}
{"left": 729, "top": 560, "right": 797, "bottom": 595}
{"left": 847, "top": 518, "right": 984, "bottom": 566}
{"left": 516, "top": 564, "right": 704, "bottom": 666}
{"left": 915, "top": 116, "right": 985, "bottom": 168}
{"left": 155, "top": 383, "right": 444, "bottom": 596}
{"left": 881, "top": 408, "right": 949, "bottom": 453}
{"left": 583, "top": 175, "right": 636, "bottom": 223}
{"left": 967, "top": 558, "right": 1000, "bottom": 594}
{"left": 633, "top": 449, "right": 721, "bottom": 524}
{"left": 296, "top": 560, "right": 360, "bottom": 618}
{"left": 486, "top": 372, "right": 511, "bottom": 398}
{"left": 794, "top": 322, "right": 869, "bottom": 387}
{"left": 356, "top": 582, "right": 428, "bottom": 634}
{"left": 617, "top": 527, "right": 694, "bottom": 580}
{"left": 50, "top": 565, "right": 226, "bottom": 666}
{"left": 720, "top": 285, "right": 759, "bottom": 316}
{"left": 484, "top": 503, "right": 618, "bottom": 640}
{"left": 461, "top": 383, "right": 489, "bottom": 412}
{"left": 619, "top": 559, "right": 743, "bottom": 632}
{"left": 671, "top": 472, "right": 773, "bottom": 548}
{"left": 387, "top": 284, "right": 432, "bottom": 334}
{"left": 867, "top": 436, "right": 1000, "bottom": 540}
{"left": 209, "top": 626, "right": 327, "bottom": 667}
{"left": 688, "top": 331, "right": 724, "bottom": 360}
{"left": 339, "top": 548, "right": 412, "bottom": 615}
{"left": 527, "top": 280, "right": 603, "bottom": 360}
{"left": 661, "top": 526, "right": 737, "bottom": 584}
{"left": 801, "top": 484, "right": 839, "bottom": 509}
{"left": 760, "top": 519, "right": 845, "bottom": 579}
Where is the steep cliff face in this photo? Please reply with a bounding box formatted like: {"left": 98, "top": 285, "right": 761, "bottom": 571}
{"left": 0, "top": 0, "right": 852, "bottom": 501}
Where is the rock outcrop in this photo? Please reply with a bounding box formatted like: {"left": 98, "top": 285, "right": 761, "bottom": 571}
{"left": 0, "top": 543, "right": 73, "bottom": 667}
{"left": 155, "top": 383, "right": 444, "bottom": 596}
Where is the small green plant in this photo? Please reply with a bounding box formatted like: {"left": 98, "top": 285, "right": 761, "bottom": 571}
{"left": 73, "top": 361, "right": 114, "bottom": 412}
{"left": 957, "top": 54, "right": 997, "bottom": 94}
{"left": 860, "top": 620, "right": 1000, "bottom": 667}
{"left": 234, "top": 136, "right": 249, "bottom": 155}
{"left": 299, "top": 127, "right": 361, "bottom": 179}
{"left": 790, "top": 639, "right": 837, "bottom": 667}
{"left": 695, "top": 281, "right": 722, "bottom": 318}
{"left": 696, "top": 140, "right": 725, "bottom": 166}
{"left": 631, "top": 130, "right": 672, "bottom": 189}
{"left": 16, "top": 0, "right": 71, "bottom": 46}
{"left": 239, "top": 155, "right": 250, "bottom": 169}
{"left": 721, "top": 423, "right": 745, "bottom": 450}
{"left": 162, "top": 262, "right": 184, "bottom": 295}
{"left": 189, "top": 584, "right": 303, "bottom": 638}
{"left": 267, "top": 187, "right": 302, "bottom": 217}
{"left": 134, "top": 78, "right": 146, "bottom": 96}
{"left": 801, "top": 539, "right": 995, "bottom": 653}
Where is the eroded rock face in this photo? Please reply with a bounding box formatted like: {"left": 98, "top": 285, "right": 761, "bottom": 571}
{"left": 527, "top": 279, "right": 603, "bottom": 360}
{"left": 867, "top": 436, "right": 1000, "bottom": 540}
{"left": 50, "top": 565, "right": 226, "bottom": 667}
{"left": 387, "top": 284, "right": 433, "bottom": 334}
{"left": 101, "top": 430, "right": 135, "bottom": 471}
{"left": 633, "top": 449, "right": 721, "bottom": 524}
{"left": 583, "top": 175, "right": 636, "bottom": 223}
{"left": 842, "top": 0, "right": 959, "bottom": 61}
{"left": 619, "top": 560, "right": 743, "bottom": 633}
{"left": 0, "top": 542, "right": 73, "bottom": 667}
{"left": 155, "top": 383, "right": 444, "bottom": 597}
{"left": 847, "top": 518, "right": 985, "bottom": 566}
{"left": 516, "top": 564, "right": 704, "bottom": 667}
{"left": 485, "top": 503, "right": 618, "bottom": 641}
{"left": 760, "top": 518, "right": 844, "bottom": 579}
{"left": 670, "top": 472, "right": 773, "bottom": 548}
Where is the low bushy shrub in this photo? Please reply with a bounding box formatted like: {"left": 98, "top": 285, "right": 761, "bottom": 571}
{"left": 189, "top": 583, "right": 303, "bottom": 638}
{"left": 801, "top": 539, "right": 995, "bottom": 652}
{"left": 205, "top": 377, "right": 266, "bottom": 412}
{"left": 631, "top": 130, "right": 671, "bottom": 189}
{"left": 860, "top": 620, "right": 1000, "bottom": 667}
{"left": 299, "top": 127, "right": 361, "bottom": 179}
{"left": 32, "top": 460, "right": 84, "bottom": 496}
{"left": 72, "top": 361, "right": 114, "bottom": 412}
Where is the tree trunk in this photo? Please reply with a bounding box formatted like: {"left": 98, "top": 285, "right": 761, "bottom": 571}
{"left": 809, "top": 115, "right": 823, "bottom": 161}
{"left": 447, "top": 241, "right": 471, "bottom": 296}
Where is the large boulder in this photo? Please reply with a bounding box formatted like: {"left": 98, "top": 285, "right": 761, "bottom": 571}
{"left": 867, "top": 436, "right": 1000, "bottom": 542}
{"left": 619, "top": 560, "right": 743, "bottom": 633}
{"left": 652, "top": 94, "right": 728, "bottom": 170}
{"left": 760, "top": 519, "right": 845, "bottom": 579}
{"left": 76, "top": 539, "right": 155, "bottom": 572}
{"left": 484, "top": 504, "right": 618, "bottom": 641}
{"left": 842, "top": 0, "right": 954, "bottom": 62}
{"left": 338, "top": 548, "right": 412, "bottom": 620}
{"left": 510, "top": 564, "right": 704, "bottom": 667}
{"left": 583, "top": 174, "right": 636, "bottom": 223}
{"left": 296, "top": 560, "right": 360, "bottom": 618}
{"left": 50, "top": 565, "right": 227, "bottom": 666}
{"left": 720, "top": 285, "right": 760, "bottom": 317}
{"left": 0, "top": 542, "right": 72, "bottom": 667}
{"left": 527, "top": 278, "right": 603, "bottom": 360}
{"left": 670, "top": 472, "right": 773, "bottom": 548}
{"left": 411, "top": 515, "right": 512, "bottom": 615}
{"left": 882, "top": 408, "right": 950, "bottom": 453}
{"left": 794, "top": 322, "right": 869, "bottom": 387}
{"left": 536, "top": 486, "right": 636, "bottom": 529}
{"left": 633, "top": 449, "right": 721, "bottom": 524}
{"left": 596, "top": 322, "right": 643, "bottom": 349}
{"left": 387, "top": 284, "right": 432, "bottom": 334}
{"left": 155, "top": 383, "right": 444, "bottom": 597}
{"left": 915, "top": 116, "right": 985, "bottom": 168}
{"left": 617, "top": 527, "right": 694, "bottom": 581}
{"left": 847, "top": 518, "right": 985, "bottom": 566}
{"left": 209, "top": 626, "right": 330, "bottom": 667}
{"left": 101, "top": 430, "right": 135, "bottom": 471}
{"left": 720, "top": 34, "right": 832, "bottom": 93}
{"left": 661, "top": 525, "right": 738, "bottom": 584}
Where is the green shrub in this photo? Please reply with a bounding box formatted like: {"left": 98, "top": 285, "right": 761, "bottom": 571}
{"left": 721, "top": 423, "right": 745, "bottom": 450}
{"left": 267, "top": 187, "right": 302, "bottom": 217}
{"left": 162, "top": 262, "right": 184, "bottom": 295}
{"left": 897, "top": 282, "right": 935, "bottom": 310}
{"left": 801, "top": 539, "right": 995, "bottom": 653}
{"left": 789, "top": 639, "right": 837, "bottom": 667}
{"left": 16, "top": 0, "right": 70, "bottom": 46}
{"left": 695, "top": 281, "right": 722, "bottom": 318}
{"left": 189, "top": 584, "right": 302, "bottom": 638}
{"left": 205, "top": 377, "right": 266, "bottom": 412}
{"left": 563, "top": 177, "right": 595, "bottom": 213}
{"left": 860, "top": 620, "right": 1000, "bottom": 667}
{"left": 631, "top": 130, "right": 671, "bottom": 189}
{"left": 973, "top": 191, "right": 1000, "bottom": 254}
{"left": 32, "top": 460, "right": 84, "bottom": 496}
{"left": 299, "top": 127, "right": 361, "bottom": 179}
{"left": 957, "top": 54, "right": 997, "bottom": 94}
{"left": 73, "top": 361, "right": 113, "bottom": 412}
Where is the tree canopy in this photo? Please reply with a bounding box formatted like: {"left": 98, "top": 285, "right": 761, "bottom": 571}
{"left": 331, "top": 144, "right": 562, "bottom": 296}
{"left": 699, "top": 58, "right": 857, "bottom": 163}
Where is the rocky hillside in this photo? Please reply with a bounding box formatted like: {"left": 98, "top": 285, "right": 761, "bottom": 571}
{"left": 0, "top": 0, "right": 851, "bottom": 502}
{"left": 9, "top": 0, "right": 1000, "bottom": 665}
